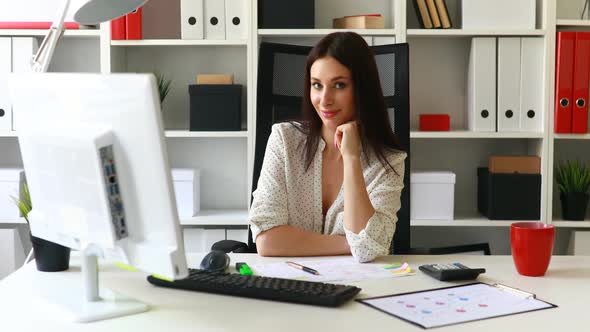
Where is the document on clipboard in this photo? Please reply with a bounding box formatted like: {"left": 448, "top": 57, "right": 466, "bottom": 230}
{"left": 357, "top": 282, "right": 557, "bottom": 329}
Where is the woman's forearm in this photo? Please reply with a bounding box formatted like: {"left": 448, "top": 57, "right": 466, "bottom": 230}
{"left": 256, "top": 225, "right": 351, "bottom": 257}
{"left": 343, "top": 156, "right": 375, "bottom": 234}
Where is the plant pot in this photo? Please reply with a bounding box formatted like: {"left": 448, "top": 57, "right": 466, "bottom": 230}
{"left": 31, "top": 235, "right": 71, "bottom": 272}
{"left": 560, "top": 193, "right": 589, "bottom": 221}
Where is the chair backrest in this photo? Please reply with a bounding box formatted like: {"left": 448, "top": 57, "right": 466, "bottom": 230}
{"left": 247, "top": 42, "right": 410, "bottom": 254}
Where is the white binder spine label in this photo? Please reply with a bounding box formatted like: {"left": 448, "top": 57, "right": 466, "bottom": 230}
{"left": 0, "top": 38, "right": 12, "bottom": 131}
{"left": 468, "top": 37, "right": 497, "bottom": 132}
{"left": 11, "top": 38, "right": 39, "bottom": 131}
{"left": 225, "top": 0, "right": 248, "bottom": 40}
{"left": 181, "top": 0, "right": 204, "bottom": 40}
{"left": 204, "top": 0, "right": 226, "bottom": 40}
{"left": 497, "top": 37, "right": 521, "bottom": 132}
{"left": 520, "top": 38, "right": 544, "bottom": 132}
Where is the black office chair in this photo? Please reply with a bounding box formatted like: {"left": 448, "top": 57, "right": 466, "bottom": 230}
{"left": 212, "top": 41, "right": 411, "bottom": 254}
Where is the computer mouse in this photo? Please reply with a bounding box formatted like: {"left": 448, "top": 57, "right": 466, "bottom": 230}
{"left": 200, "top": 250, "right": 230, "bottom": 272}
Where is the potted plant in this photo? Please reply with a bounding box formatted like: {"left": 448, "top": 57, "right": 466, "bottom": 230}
{"left": 11, "top": 181, "right": 70, "bottom": 272}
{"left": 154, "top": 71, "right": 172, "bottom": 107}
{"left": 555, "top": 160, "right": 590, "bottom": 221}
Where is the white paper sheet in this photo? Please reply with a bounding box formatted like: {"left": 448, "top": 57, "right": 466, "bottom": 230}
{"left": 250, "top": 258, "right": 415, "bottom": 283}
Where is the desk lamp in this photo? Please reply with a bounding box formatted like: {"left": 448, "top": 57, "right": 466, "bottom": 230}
{"left": 31, "top": 0, "right": 148, "bottom": 72}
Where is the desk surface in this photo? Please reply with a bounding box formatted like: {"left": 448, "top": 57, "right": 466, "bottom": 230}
{"left": 0, "top": 254, "right": 588, "bottom": 332}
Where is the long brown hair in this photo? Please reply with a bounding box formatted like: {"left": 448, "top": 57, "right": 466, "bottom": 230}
{"left": 296, "top": 32, "right": 402, "bottom": 172}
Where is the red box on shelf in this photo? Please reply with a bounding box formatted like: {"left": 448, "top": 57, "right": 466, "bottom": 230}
{"left": 419, "top": 114, "right": 450, "bottom": 131}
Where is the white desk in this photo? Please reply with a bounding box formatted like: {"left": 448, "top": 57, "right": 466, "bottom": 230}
{"left": 0, "top": 254, "right": 588, "bottom": 331}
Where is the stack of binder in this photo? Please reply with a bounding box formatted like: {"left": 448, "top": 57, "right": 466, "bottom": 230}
{"left": 412, "top": 0, "right": 452, "bottom": 29}
{"left": 110, "top": 8, "right": 143, "bottom": 40}
{"left": 181, "top": 0, "right": 247, "bottom": 40}
{"left": 555, "top": 31, "right": 590, "bottom": 134}
{"left": 467, "top": 37, "right": 543, "bottom": 132}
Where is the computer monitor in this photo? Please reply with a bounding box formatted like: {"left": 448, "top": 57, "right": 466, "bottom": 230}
{"left": 9, "top": 73, "right": 189, "bottom": 322}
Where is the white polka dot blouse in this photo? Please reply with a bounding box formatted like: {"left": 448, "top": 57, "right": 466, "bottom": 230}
{"left": 248, "top": 122, "right": 406, "bottom": 262}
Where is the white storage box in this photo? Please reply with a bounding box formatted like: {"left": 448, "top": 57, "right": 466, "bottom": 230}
{"left": 462, "top": 0, "right": 536, "bottom": 30}
{"left": 0, "top": 169, "right": 24, "bottom": 220}
{"left": 410, "top": 171, "right": 456, "bottom": 221}
{"left": 567, "top": 231, "right": 590, "bottom": 255}
{"left": 171, "top": 169, "right": 200, "bottom": 218}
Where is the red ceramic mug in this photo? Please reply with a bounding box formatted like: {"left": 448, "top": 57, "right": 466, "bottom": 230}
{"left": 510, "top": 222, "right": 555, "bottom": 277}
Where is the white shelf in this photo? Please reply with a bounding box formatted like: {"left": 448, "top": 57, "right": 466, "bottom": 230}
{"left": 0, "top": 131, "right": 17, "bottom": 137}
{"left": 111, "top": 39, "right": 247, "bottom": 46}
{"left": 407, "top": 29, "right": 545, "bottom": 37}
{"left": 410, "top": 130, "right": 544, "bottom": 139}
{"left": 556, "top": 19, "right": 590, "bottom": 27}
{"left": 180, "top": 209, "right": 248, "bottom": 226}
{"left": 0, "top": 29, "right": 100, "bottom": 37}
{"left": 165, "top": 130, "right": 248, "bottom": 138}
{"left": 551, "top": 220, "right": 590, "bottom": 228}
{"left": 553, "top": 134, "right": 590, "bottom": 140}
{"left": 1, "top": 131, "right": 249, "bottom": 138}
{"left": 411, "top": 216, "right": 528, "bottom": 227}
{"left": 0, "top": 218, "right": 26, "bottom": 225}
{"left": 258, "top": 29, "right": 396, "bottom": 37}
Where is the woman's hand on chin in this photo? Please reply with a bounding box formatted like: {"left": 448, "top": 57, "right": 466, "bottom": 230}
{"left": 334, "top": 121, "right": 361, "bottom": 160}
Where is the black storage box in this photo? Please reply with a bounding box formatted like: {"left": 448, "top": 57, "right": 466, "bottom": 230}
{"left": 189, "top": 84, "right": 242, "bottom": 131}
{"left": 258, "top": 0, "right": 315, "bottom": 29}
{"left": 477, "top": 167, "right": 541, "bottom": 220}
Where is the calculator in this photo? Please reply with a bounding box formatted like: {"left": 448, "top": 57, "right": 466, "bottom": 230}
{"left": 419, "top": 263, "right": 486, "bottom": 281}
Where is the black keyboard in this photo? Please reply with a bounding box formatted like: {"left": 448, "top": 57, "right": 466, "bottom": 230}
{"left": 147, "top": 268, "right": 361, "bottom": 307}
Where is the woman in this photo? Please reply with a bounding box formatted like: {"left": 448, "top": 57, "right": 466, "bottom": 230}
{"left": 248, "top": 32, "right": 406, "bottom": 263}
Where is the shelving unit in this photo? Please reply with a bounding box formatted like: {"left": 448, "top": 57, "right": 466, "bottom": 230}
{"left": 2, "top": 0, "right": 589, "bottom": 259}
{"left": 407, "top": 0, "right": 552, "bottom": 244}
{"left": 550, "top": 0, "right": 590, "bottom": 228}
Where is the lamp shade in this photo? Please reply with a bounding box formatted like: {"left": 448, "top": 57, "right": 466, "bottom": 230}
{"left": 74, "top": 0, "right": 148, "bottom": 25}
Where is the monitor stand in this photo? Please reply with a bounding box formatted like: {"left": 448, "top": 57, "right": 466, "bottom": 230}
{"left": 32, "top": 245, "right": 149, "bottom": 323}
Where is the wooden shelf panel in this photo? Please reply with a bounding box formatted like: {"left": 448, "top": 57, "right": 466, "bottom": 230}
{"left": 0, "top": 218, "right": 26, "bottom": 225}
{"left": 411, "top": 216, "right": 525, "bottom": 227}
{"left": 0, "top": 131, "right": 17, "bottom": 137}
{"left": 111, "top": 39, "right": 247, "bottom": 46}
{"left": 165, "top": 130, "right": 248, "bottom": 138}
{"left": 556, "top": 19, "right": 590, "bottom": 27}
{"left": 180, "top": 209, "right": 248, "bottom": 226}
{"left": 553, "top": 134, "right": 590, "bottom": 140}
{"left": 1, "top": 131, "right": 248, "bottom": 138}
{"left": 258, "top": 29, "right": 395, "bottom": 37}
{"left": 410, "top": 131, "right": 544, "bottom": 139}
{"left": 0, "top": 29, "right": 100, "bottom": 37}
{"left": 407, "top": 29, "right": 545, "bottom": 37}
{"left": 551, "top": 220, "right": 590, "bottom": 228}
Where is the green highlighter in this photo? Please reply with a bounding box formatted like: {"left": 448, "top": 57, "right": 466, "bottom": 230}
{"left": 236, "top": 262, "right": 253, "bottom": 275}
